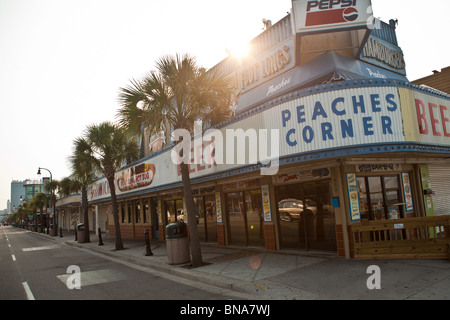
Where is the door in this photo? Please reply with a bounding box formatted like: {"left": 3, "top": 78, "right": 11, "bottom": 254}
{"left": 276, "top": 181, "right": 336, "bottom": 251}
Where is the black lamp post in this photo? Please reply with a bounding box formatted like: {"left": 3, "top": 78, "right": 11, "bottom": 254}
{"left": 37, "top": 167, "right": 56, "bottom": 235}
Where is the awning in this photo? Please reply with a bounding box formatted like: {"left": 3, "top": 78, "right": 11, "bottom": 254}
{"left": 235, "top": 51, "right": 409, "bottom": 114}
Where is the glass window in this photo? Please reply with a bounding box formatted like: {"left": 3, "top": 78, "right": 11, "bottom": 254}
{"left": 226, "top": 192, "right": 246, "bottom": 246}
{"left": 135, "top": 202, "right": 141, "bottom": 224}
{"left": 128, "top": 202, "right": 132, "bottom": 223}
{"left": 245, "top": 190, "right": 263, "bottom": 247}
{"left": 143, "top": 199, "right": 149, "bottom": 224}
{"left": 175, "top": 199, "right": 184, "bottom": 222}
{"left": 357, "top": 175, "right": 404, "bottom": 220}
{"left": 205, "top": 195, "right": 217, "bottom": 242}
{"left": 121, "top": 203, "right": 126, "bottom": 223}
{"left": 166, "top": 200, "right": 176, "bottom": 223}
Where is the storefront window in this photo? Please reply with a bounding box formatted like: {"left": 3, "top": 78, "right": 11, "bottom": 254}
{"left": 127, "top": 202, "right": 132, "bottom": 223}
{"left": 166, "top": 200, "right": 176, "bottom": 223}
{"left": 225, "top": 190, "right": 263, "bottom": 247}
{"left": 165, "top": 199, "right": 184, "bottom": 223}
{"left": 357, "top": 175, "right": 403, "bottom": 220}
{"left": 135, "top": 201, "right": 141, "bottom": 224}
{"left": 195, "top": 195, "right": 217, "bottom": 242}
{"left": 143, "top": 199, "right": 149, "bottom": 224}
{"left": 121, "top": 203, "right": 126, "bottom": 224}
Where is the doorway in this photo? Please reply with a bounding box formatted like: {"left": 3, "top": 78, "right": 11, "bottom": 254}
{"left": 275, "top": 181, "right": 336, "bottom": 251}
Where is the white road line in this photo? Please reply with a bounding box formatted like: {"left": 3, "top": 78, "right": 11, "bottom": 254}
{"left": 22, "top": 282, "right": 35, "bottom": 300}
{"left": 56, "top": 269, "right": 130, "bottom": 288}
{"left": 22, "top": 245, "right": 59, "bottom": 252}
{"left": 11, "top": 254, "right": 16, "bottom": 261}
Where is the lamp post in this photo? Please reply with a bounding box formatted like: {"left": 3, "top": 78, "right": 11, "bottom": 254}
{"left": 37, "top": 167, "right": 56, "bottom": 235}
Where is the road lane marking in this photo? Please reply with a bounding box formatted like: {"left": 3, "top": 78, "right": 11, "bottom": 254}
{"left": 56, "top": 269, "right": 130, "bottom": 288}
{"left": 11, "top": 255, "right": 16, "bottom": 261}
{"left": 22, "top": 245, "right": 59, "bottom": 252}
{"left": 22, "top": 282, "right": 35, "bottom": 300}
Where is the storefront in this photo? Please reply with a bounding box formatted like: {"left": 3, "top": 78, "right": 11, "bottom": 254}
{"left": 86, "top": 6, "right": 450, "bottom": 258}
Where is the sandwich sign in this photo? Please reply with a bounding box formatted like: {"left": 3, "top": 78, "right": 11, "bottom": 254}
{"left": 292, "top": 0, "right": 372, "bottom": 34}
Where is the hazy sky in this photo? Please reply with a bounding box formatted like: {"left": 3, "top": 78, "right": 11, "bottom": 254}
{"left": 1, "top": 0, "right": 449, "bottom": 209}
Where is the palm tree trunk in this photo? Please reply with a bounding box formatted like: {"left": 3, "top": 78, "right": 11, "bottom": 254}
{"left": 81, "top": 186, "right": 90, "bottom": 243}
{"left": 107, "top": 174, "right": 124, "bottom": 251}
{"left": 179, "top": 162, "right": 203, "bottom": 267}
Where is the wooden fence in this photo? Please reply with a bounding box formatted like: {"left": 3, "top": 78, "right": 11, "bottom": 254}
{"left": 350, "top": 215, "right": 450, "bottom": 260}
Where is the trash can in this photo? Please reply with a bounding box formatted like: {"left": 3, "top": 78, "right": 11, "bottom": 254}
{"left": 165, "top": 222, "right": 190, "bottom": 265}
{"left": 50, "top": 223, "right": 57, "bottom": 236}
{"left": 77, "top": 223, "right": 86, "bottom": 243}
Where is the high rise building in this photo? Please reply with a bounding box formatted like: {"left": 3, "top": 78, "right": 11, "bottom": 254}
{"left": 10, "top": 180, "right": 26, "bottom": 213}
{"left": 10, "top": 179, "right": 43, "bottom": 213}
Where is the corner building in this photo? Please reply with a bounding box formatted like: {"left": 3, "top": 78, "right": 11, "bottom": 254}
{"left": 87, "top": 9, "right": 450, "bottom": 259}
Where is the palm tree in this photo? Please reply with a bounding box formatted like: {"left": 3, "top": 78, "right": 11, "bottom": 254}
{"left": 76, "top": 122, "right": 140, "bottom": 250}
{"left": 34, "top": 193, "right": 50, "bottom": 233}
{"left": 69, "top": 137, "right": 96, "bottom": 243}
{"left": 59, "top": 177, "right": 82, "bottom": 198}
{"left": 117, "top": 54, "right": 233, "bottom": 267}
{"left": 44, "top": 179, "right": 59, "bottom": 234}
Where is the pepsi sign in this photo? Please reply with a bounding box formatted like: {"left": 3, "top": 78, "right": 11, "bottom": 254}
{"left": 292, "top": 0, "right": 372, "bottom": 33}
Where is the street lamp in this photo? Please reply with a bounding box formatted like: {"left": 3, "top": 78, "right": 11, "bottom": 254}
{"left": 37, "top": 167, "right": 56, "bottom": 235}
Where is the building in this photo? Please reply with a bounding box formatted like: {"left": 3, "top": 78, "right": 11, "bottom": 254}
{"left": 10, "top": 180, "right": 27, "bottom": 213}
{"left": 80, "top": 2, "right": 450, "bottom": 259}
{"left": 412, "top": 67, "right": 450, "bottom": 95}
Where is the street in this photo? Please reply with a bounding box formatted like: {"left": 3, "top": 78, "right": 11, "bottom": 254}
{"left": 0, "top": 225, "right": 238, "bottom": 300}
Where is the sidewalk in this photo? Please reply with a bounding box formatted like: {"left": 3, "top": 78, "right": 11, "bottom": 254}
{"left": 45, "top": 229, "right": 450, "bottom": 300}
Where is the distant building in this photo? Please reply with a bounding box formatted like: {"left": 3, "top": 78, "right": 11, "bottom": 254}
{"left": 10, "top": 179, "right": 43, "bottom": 212}
{"left": 412, "top": 67, "right": 450, "bottom": 95}
{"left": 10, "top": 180, "right": 26, "bottom": 213}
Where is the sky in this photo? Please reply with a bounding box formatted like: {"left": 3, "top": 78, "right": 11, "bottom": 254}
{"left": 0, "top": 0, "right": 449, "bottom": 210}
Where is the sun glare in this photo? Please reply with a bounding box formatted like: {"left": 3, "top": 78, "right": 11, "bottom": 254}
{"left": 226, "top": 41, "right": 251, "bottom": 60}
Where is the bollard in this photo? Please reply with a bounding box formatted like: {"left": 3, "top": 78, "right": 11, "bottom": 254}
{"left": 74, "top": 228, "right": 77, "bottom": 241}
{"left": 98, "top": 227, "right": 104, "bottom": 246}
{"left": 60, "top": 226, "right": 63, "bottom": 238}
{"left": 144, "top": 228, "right": 153, "bottom": 256}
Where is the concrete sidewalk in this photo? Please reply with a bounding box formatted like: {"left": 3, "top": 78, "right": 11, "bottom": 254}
{"left": 43, "top": 229, "right": 450, "bottom": 300}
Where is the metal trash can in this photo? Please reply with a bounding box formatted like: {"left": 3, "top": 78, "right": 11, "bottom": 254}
{"left": 165, "top": 222, "right": 190, "bottom": 265}
{"left": 77, "top": 223, "right": 86, "bottom": 243}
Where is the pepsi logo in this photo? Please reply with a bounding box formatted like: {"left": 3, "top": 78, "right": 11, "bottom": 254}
{"left": 343, "top": 7, "right": 359, "bottom": 22}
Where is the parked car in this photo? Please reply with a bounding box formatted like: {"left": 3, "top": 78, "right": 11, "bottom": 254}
{"left": 278, "top": 199, "right": 304, "bottom": 222}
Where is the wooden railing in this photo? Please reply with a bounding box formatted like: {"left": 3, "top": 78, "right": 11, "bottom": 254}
{"left": 350, "top": 215, "right": 450, "bottom": 260}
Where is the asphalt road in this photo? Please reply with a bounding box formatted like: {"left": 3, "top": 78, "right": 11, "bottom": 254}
{"left": 0, "top": 225, "right": 237, "bottom": 300}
